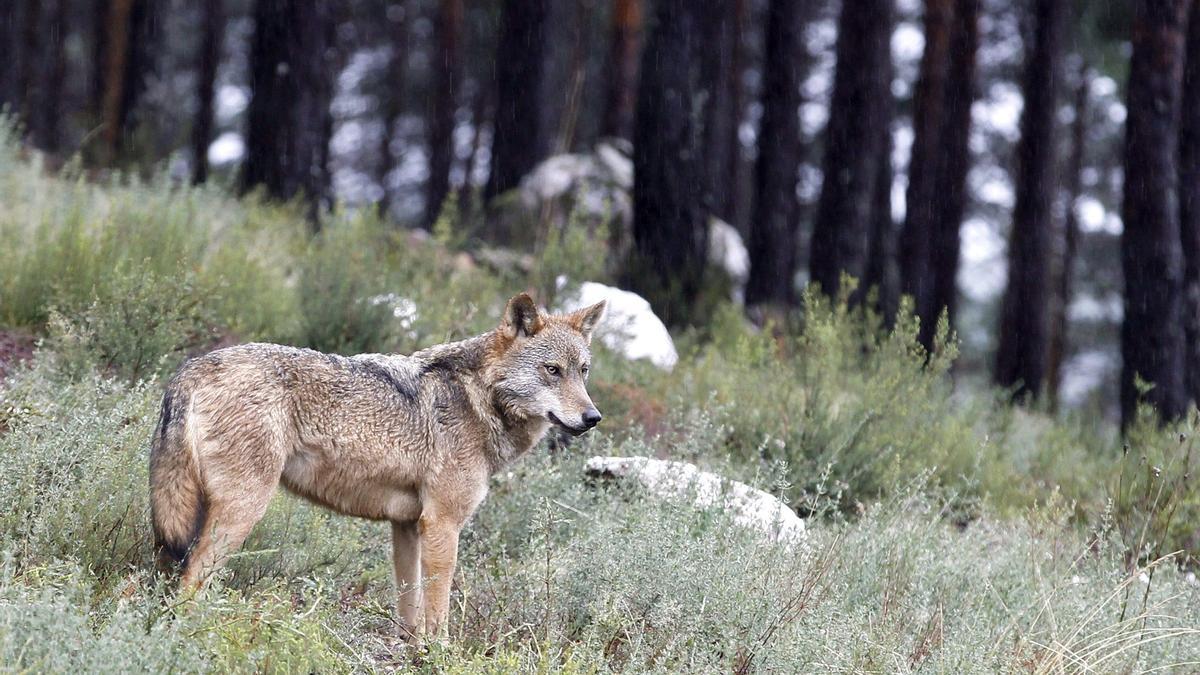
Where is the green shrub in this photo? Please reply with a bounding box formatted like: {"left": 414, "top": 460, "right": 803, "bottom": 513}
{"left": 43, "top": 265, "right": 218, "bottom": 381}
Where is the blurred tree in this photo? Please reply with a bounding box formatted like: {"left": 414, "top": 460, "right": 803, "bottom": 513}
{"left": 1046, "top": 66, "right": 1090, "bottom": 412}
{"left": 900, "top": 0, "right": 978, "bottom": 350}
{"left": 745, "top": 0, "right": 806, "bottom": 307}
{"left": 242, "top": 0, "right": 334, "bottom": 228}
{"left": 98, "top": 0, "right": 159, "bottom": 162}
{"left": 899, "top": 0, "right": 953, "bottom": 344}
{"left": 0, "top": 3, "right": 14, "bottom": 110}
{"left": 722, "top": 0, "right": 751, "bottom": 232}
{"left": 16, "top": 0, "right": 42, "bottom": 135}
{"left": 1179, "top": 2, "right": 1200, "bottom": 407}
{"left": 601, "top": 0, "right": 641, "bottom": 141}
{"left": 1120, "top": 0, "right": 1189, "bottom": 426}
{"left": 809, "top": 0, "right": 894, "bottom": 303}
{"left": 378, "top": 0, "right": 412, "bottom": 217}
{"left": 623, "top": 0, "right": 713, "bottom": 325}
{"left": 30, "top": 0, "right": 69, "bottom": 153}
{"left": 486, "top": 0, "right": 551, "bottom": 202}
{"left": 995, "top": 0, "right": 1068, "bottom": 400}
{"left": 191, "top": 0, "right": 223, "bottom": 184}
{"left": 423, "top": 0, "right": 463, "bottom": 228}
{"left": 863, "top": 94, "right": 898, "bottom": 320}
{"left": 699, "top": 1, "right": 741, "bottom": 226}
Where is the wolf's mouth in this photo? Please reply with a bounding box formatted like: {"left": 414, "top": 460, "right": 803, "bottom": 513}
{"left": 547, "top": 412, "right": 588, "bottom": 437}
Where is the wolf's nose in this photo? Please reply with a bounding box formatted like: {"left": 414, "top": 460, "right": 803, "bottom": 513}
{"left": 582, "top": 408, "right": 602, "bottom": 429}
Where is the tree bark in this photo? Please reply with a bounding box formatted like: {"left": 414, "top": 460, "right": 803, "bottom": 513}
{"left": 899, "top": 0, "right": 955, "bottom": 343}
{"left": 809, "top": 0, "right": 895, "bottom": 302}
{"left": 423, "top": 0, "right": 463, "bottom": 229}
{"left": 622, "top": 0, "right": 713, "bottom": 325}
{"left": 863, "top": 98, "right": 898, "bottom": 320}
{"left": 378, "top": 0, "right": 411, "bottom": 218}
{"left": 0, "top": 2, "right": 16, "bottom": 110}
{"left": 926, "top": 0, "right": 979, "bottom": 349}
{"left": 1179, "top": 2, "right": 1200, "bottom": 408}
{"left": 486, "top": 0, "right": 551, "bottom": 202}
{"left": 99, "top": 0, "right": 136, "bottom": 161}
{"left": 32, "top": 0, "right": 69, "bottom": 153}
{"left": 994, "top": 0, "right": 1068, "bottom": 400}
{"left": 242, "top": 0, "right": 335, "bottom": 229}
{"left": 699, "top": 1, "right": 740, "bottom": 224}
{"left": 601, "top": 0, "right": 642, "bottom": 141}
{"left": 97, "top": 0, "right": 158, "bottom": 162}
{"left": 745, "top": 0, "right": 806, "bottom": 307}
{"left": 1120, "top": 0, "right": 1190, "bottom": 426}
{"left": 723, "top": 0, "right": 751, "bottom": 232}
{"left": 1046, "top": 66, "right": 1090, "bottom": 412}
{"left": 899, "top": 0, "right": 979, "bottom": 350}
{"left": 192, "top": 0, "right": 223, "bottom": 184}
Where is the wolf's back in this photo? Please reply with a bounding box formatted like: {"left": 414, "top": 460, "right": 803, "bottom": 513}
{"left": 149, "top": 374, "right": 205, "bottom": 569}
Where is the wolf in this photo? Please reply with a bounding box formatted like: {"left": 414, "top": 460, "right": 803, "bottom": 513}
{"left": 149, "top": 293, "right": 606, "bottom": 640}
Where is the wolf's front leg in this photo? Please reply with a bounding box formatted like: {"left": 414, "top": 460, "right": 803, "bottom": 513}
{"left": 417, "top": 514, "right": 461, "bottom": 638}
{"left": 391, "top": 520, "right": 422, "bottom": 643}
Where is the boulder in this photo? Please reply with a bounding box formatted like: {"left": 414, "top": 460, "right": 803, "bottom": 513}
{"left": 556, "top": 281, "right": 678, "bottom": 371}
{"left": 494, "top": 141, "right": 750, "bottom": 302}
{"left": 585, "top": 456, "right": 806, "bottom": 547}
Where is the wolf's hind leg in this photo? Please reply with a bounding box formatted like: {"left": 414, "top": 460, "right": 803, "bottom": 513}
{"left": 391, "top": 520, "right": 422, "bottom": 643}
{"left": 180, "top": 480, "right": 278, "bottom": 589}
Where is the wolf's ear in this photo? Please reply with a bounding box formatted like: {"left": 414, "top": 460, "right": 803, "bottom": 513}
{"left": 569, "top": 300, "right": 606, "bottom": 343}
{"left": 501, "top": 293, "right": 545, "bottom": 339}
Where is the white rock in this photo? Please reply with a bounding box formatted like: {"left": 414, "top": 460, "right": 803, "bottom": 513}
{"left": 522, "top": 154, "right": 595, "bottom": 203}
{"left": 708, "top": 217, "right": 750, "bottom": 292}
{"left": 585, "top": 456, "right": 806, "bottom": 547}
{"left": 556, "top": 281, "right": 678, "bottom": 371}
{"left": 594, "top": 140, "right": 633, "bottom": 189}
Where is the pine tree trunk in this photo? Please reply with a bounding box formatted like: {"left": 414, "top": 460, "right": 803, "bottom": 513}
{"left": 90, "top": 0, "right": 108, "bottom": 121}
{"left": 863, "top": 98, "right": 898, "bottom": 320}
{"left": 100, "top": 0, "right": 136, "bottom": 161}
{"left": 925, "top": 0, "right": 979, "bottom": 349}
{"left": 33, "top": 0, "right": 69, "bottom": 153}
{"left": 486, "top": 0, "right": 550, "bottom": 202}
{"left": 723, "top": 0, "right": 751, "bottom": 232}
{"left": 1047, "top": 66, "right": 1090, "bottom": 412}
{"left": 809, "top": 0, "right": 894, "bottom": 302}
{"left": 622, "top": 0, "right": 713, "bottom": 325}
{"left": 0, "top": 2, "right": 16, "bottom": 109}
{"left": 242, "top": 0, "right": 334, "bottom": 229}
{"left": 899, "top": 0, "right": 955, "bottom": 342}
{"left": 1178, "top": 3, "right": 1200, "bottom": 408}
{"left": 423, "top": 0, "right": 463, "bottom": 228}
{"left": 601, "top": 0, "right": 641, "bottom": 141}
{"left": 192, "top": 0, "right": 223, "bottom": 184}
{"left": 378, "top": 0, "right": 411, "bottom": 218}
{"left": 699, "top": 1, "right": 740, "bottom": 224}
{"left": 994, "top": 0, "right": 1068, "bottom": 399}
{"left": 745, "top": 0, "right": 806, "bottom": 307}
{"left": 1121, "top": 0, "right": 1190, "bottom": 426}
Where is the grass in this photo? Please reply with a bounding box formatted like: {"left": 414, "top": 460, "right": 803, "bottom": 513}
{"left": 1, "top": 122, "right": 1199, "bottom": 672}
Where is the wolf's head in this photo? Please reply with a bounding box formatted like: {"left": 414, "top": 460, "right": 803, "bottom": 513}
{"left": 489, "top": 293, "right": 606, "bottom": 435}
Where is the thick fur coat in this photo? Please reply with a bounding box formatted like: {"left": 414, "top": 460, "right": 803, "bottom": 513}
{"left": 149, "top": 293, "right": 605, "bottom": 640}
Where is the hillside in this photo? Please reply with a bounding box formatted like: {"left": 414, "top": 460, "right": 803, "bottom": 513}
{"left": 1, "top": 133, "right": 1198, "bottom": 672}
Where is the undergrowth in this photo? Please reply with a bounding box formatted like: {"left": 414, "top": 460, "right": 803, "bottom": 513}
{"left": 1, "top": 121, "right": 1199, "bottom": 672}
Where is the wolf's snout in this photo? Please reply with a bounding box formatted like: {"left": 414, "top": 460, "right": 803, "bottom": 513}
{"left": 582, "top": 408, "right": 602, "bottom": 429}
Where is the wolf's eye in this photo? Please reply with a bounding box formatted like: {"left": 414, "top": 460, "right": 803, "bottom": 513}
{"left": 544, "top": 364, "right": 561, "bottom": 376}
{"left": 581, "top": 365, "right": 590, "bottom": 376}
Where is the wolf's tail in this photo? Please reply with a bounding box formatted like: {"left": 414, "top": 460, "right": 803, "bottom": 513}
{"left": 149, "top": 380, "right": 205, "bottom": 571}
